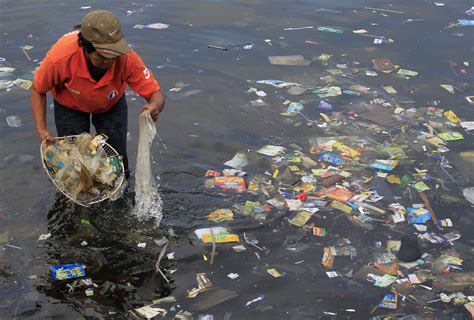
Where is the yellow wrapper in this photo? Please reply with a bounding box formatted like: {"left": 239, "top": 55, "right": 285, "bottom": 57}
{"left": 312, "top": 169, "right": 327, "bottom": 176}
{"left": 320, "top": 113, "right": 331, "bottom": 123}
{"left": 386, "top": 175, "right": 401, "bottom": 184}
{"left": 332, "top": 141, "right": 360, "bottom": 158}
{"left": 288, "top": 165, "right": 300, "bottom": 172}
{"left": 289, "top": 211, "right": 313, "bottom": 227}
{"left": 273, "top": 169, "right": 279, "bottom": 178}
{"left": 444, "top": 110, "right": 460, "bottom": 124}
{"left": 201, "top": 234, "right": 240, "bottom": 243}
{"left": 267, "top": 268, "right": 282, "bottom": 278}
{"left": 293, "top": 183, "right": 316, "bottom": 193}
{"left": 383, "top": 86, "right": 397, "bottom": 94}
{"left": 330, "top": 201, "right": 352, "bottom": 213}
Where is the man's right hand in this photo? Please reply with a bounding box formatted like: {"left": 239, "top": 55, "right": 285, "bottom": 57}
{"left": 38, "top": 129, "right": 55, "bottom": 143}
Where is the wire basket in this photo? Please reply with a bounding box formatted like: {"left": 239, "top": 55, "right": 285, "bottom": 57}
{"left": 40, "top": 135, "right": 125, "bottom": 207}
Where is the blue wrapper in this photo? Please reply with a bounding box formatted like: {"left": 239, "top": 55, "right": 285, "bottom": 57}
{"left": 319, "top": 152, "right": 344, "bottom": 165}
{"left": 458, "top": 19, "right": 474, "bottom": 26}
{"left": 317, "top": 100, "right": 333, "bottom": 110}
{"left": 343, "top": 90, "right": 361, "bottom": 96}
{"left": 256, "top": 80, "right": 284, "bottom": 85}
{"left": 370, "top": 163, "right": 392, "bottom": 171}
{"left": 50, "top": 263, "right": 86, "bottom": 280}
{"left": 281, "top": 191, "right": 294, "bottom": 199}
{"left": 287, "top": 102, "right": 304, "bottom": 113}
{"left": 407, "top": 208, "right": 431, "bottom": 224}
{"left": 378, "top": 293, "right": 397, "bottom": 309}
{"left": 346, "top": 201, "right": 358, "bottom": 209}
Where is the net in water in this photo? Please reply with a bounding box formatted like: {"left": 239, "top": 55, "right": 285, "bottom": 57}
{"left": 133, "top": 110, "right": 163, "bottom": 224}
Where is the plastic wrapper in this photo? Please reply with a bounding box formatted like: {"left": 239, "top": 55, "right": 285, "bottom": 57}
{"left": 206, "top": 176, "right": 246, "bottom": 193}
{"left": 94, "top": 155, "right": 117, "bottom": 186}
{"left": 50, "top": 263, "right": 86, "bottom": 280}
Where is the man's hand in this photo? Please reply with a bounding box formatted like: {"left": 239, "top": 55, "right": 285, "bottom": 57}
{"left": 141, "top": 91, "right": 165, "bottom": 122}
{"left": 31, "top": 87, "right": 54, "bottom": 143}
{"left": 38, "top": 128, "right": 55, "bottom": 143}
{"left": 140, "top": 104, "right": 161, "bottom": 122}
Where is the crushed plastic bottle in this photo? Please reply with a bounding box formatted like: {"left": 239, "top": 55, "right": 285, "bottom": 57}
{"left": 5, "top": 115, "right": 22, "bottom": 127}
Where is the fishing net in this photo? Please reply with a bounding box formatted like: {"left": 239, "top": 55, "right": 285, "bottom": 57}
{"left": 133, "top": 110, "right": 163, "bottom": 224}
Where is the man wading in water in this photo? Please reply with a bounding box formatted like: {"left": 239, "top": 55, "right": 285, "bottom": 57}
{"left": 30, "top": 10, "right": 165, "bottom": 178}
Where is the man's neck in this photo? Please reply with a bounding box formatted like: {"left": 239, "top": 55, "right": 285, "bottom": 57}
{"left": 84, "top": 50, "right": 106, "bottom": 82}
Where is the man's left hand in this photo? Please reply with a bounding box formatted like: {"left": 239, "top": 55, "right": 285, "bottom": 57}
{"left": 141, "top": 104, "right": 161, "bottom": 122}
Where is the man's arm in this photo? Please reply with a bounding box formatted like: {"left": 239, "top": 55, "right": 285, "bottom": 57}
{"left": 141, "top": 90, "right": 165, "bottom": 122}
{"left": 30, "top": 85, "right": 54, "bottom": 142}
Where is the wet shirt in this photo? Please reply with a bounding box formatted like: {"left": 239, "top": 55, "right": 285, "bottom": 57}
{"left": 33, "top": 31, "right": 160, "bottom": 113}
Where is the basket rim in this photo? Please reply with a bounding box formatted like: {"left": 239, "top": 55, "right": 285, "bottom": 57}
{"left": 40, "top": 134, "right": 125, "bottom": 207}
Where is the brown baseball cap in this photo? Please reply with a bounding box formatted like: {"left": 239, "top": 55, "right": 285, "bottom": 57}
{"left": 80, "top": 10, "right": 131, "bottom": 58}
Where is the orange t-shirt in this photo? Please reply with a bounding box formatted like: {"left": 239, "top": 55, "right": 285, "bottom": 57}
{"left": 33, "top": 31, "right": 160, "bottom": 113}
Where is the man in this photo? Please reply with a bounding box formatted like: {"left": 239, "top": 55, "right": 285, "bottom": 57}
{"left": 30, "top": 10, "right": 165, "bottom": 177}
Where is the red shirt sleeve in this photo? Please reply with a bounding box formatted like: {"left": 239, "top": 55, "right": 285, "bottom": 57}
{"left": 124, "top": 50, "right": 160, "bottom": 100}
{"left": 33, "top": 52, "right": 60, "bottom": 94}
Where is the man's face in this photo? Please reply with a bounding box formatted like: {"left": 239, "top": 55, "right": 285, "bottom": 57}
{"left": 87, "top": 51, "right": 116, "bottom": 69}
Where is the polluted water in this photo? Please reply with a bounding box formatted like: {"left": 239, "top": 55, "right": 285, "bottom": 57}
{"left": 133, "top": 110, "right": 163, "bottom": 225}
{"left": 1, "top": 0, "right": 474, "bottom": 319}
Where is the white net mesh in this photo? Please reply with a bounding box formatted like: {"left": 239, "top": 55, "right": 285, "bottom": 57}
{"left": 133, "top": 110, "right": 163, "bottom": 224}
{"left": 40, "top": 134, "right": 125, "bottom": 207}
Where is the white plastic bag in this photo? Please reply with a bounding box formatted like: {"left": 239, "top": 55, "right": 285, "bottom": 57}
{"left": 135, "top": 110, "right": 157, "bottom": 192}
{"left": 133, "top": 110, "right": 163, "bottom": 224}
{"left": 463, "top": 187, "right": 474, "bottom": 205}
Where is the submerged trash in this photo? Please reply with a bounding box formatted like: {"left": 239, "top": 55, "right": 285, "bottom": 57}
{"left": 268, "top": 55, "right": 311, "bottom": 66}
{"left": 397, "top": 234, "right": 422, "bottom": 262}
{"left": 372, "top": 58, "right": 395, "bottom": 73}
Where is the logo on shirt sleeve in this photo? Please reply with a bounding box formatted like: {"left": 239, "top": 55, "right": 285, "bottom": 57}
{"left": 108, "top": 89, "right": 118, "bottom": 100}
{"left": 143, "top": 67, "right": 150, "bottom": 80}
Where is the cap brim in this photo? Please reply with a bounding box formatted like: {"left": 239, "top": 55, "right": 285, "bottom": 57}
{"left": 92, "top": 38, "right": 131, "bottom": 58}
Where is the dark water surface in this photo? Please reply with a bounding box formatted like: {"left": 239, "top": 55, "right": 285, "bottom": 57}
{"left": 1, "top": 0, "right": 474, "bottom": 319}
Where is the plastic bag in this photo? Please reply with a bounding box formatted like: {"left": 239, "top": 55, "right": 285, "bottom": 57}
{"left": 74, "top": 133, "right": 94, "bottom": 154}
{"left": 94, "top": 156, "right": 117, "bottom": 186}
{"left": 133, "top": 110, "right": 163, "bottom": 224}
{"left": 136, "top": 110, "right": 156, "bottom": 193}
{"left": 53, "top": 147, "right": 94, "bottom": 199}
{"left": 463, "top": 187, "right": 474, "bottom": 205}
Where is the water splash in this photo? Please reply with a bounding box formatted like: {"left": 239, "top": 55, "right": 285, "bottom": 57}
{"left": 133, "top": 110, "right": 163, "bottom": 225}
